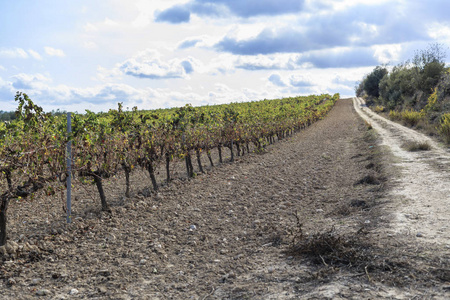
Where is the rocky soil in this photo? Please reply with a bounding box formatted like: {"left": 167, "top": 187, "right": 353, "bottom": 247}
{"left": 0, "top": 98, "right": 448, "bottom": 299}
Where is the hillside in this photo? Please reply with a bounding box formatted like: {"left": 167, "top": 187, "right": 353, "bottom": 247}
{"left": 356, "top": 44, "right": 450, "bottom": 145}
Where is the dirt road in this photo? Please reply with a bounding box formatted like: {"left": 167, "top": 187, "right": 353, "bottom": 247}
{"left": 353, "top": 97, "right": 450, "bottom": 248}
{"left": 1, "top": 98, "right": 449, "bottom": 299}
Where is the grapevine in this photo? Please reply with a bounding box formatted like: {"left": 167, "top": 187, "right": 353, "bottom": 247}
{"left": 0, "top": 92, "right": 339, "bottom": 246}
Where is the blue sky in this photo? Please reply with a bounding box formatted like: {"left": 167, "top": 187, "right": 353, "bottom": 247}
{"left": 0, "top": 0, "right": 449, "bottom": 112}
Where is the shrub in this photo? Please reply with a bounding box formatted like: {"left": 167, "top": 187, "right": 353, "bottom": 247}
{"left": 388, "top": 110, "right": 402, "bottom": 121}
{"left": 416, "top": 118, "right": 437, "bottom": 136}
{"left": 424, "top": 87, "right": 439, "bottom": 112}
{"left": 389, "top": 109, "right": 424, "bottom": 127}
{"left": 401, "top": 110, "right": 424, "bottom": 127}
{"left": 402, "top": 141, "right": 431, "bottom": 151}
{"left": 373, "top": 105, "right": 385, "bottom": 113}
{"left": 438, "top": 113, "right": 450, "bottom": 144}
{"left": 378, "top": 64, "right": 415, "bottom": 110}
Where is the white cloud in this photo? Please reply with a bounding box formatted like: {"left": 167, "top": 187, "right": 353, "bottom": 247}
{"left": 0, "top": 48, "right": 29, "bottom": 59}
{"left": 263, "top": 67, "right": 370, "bottom": 97}
{"left": 11, "top": 73, "right": 52, "bottom": 90}
{"left": 289, "top": 74, "right": 314, "bottom": 87}
{"left": 96, "top": 65, "right": 123, "bottom": 82}
{"left": 177, "top": 35, "right": 219, "bottom": 49}
{"left": 372, "top": 44, "right": 402, "bottom": 64}
{"left": 318, "top": 0, "right": 392, "bottom": 13}
{"left": 225, "top": 23, "right": 269, "bottom": 41}
{"left": 83, "top": 41, "right": 98, "bottom": 50}
{"left": 235, "top": 54, "right": 299, "bottom": 70}
{"left": 83, "top": 22, "right": 98, "bottom": 32}
{"left": 204, "top": 54, "right": 237, "bottom": 75}
{"left": 296, "top": 47, "right": 380, "bottom": 68}
{"left": 44, "top": 47, "right": 66, "bottom": 57}
{"left": 427, "top": 23, "right": 450, "bottom": 40}
{"left": 0, "top": 77, "right": 16, "bottom": 110}
{"left": 332, "top": 73, "right": 361, "bottom": 86}
{"left": 83, "top": 17, "right": 121, "bottom": 33}
{"left": 100, "top": 49, "right": 203, "bottom": 80}
{"left": 0, "top": 65, "right": 6, "bottom": 71}
{"left": 0, "top": 70, "right": 283, "bottom": 112}
{"left": 103, "top": 17, "right": 119, "bottom": 27}
{"left": 28, "top": 49, "right": 42, "bottom": 60}
{"left": 2, "top": 73, "right": 150, "bottom": 109}
{"left": 268, "top": 73, "right": 287, "bottom": 87}
{"left": 1, "top": 48, "right": 43, "bottom": 60}
{"left": 119, "top": 49, "right": 186, "bottom": 79}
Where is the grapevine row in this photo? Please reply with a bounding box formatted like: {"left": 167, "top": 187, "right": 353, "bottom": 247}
{"left": 0, "top": 92, "right": 339, "bottom": 246}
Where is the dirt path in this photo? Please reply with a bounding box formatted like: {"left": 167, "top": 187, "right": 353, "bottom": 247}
{"left": 1, "top": 98, "right": 449, "bottom": 299}
{"left": 353, "top": 97, "right": 450, "bottom": 248}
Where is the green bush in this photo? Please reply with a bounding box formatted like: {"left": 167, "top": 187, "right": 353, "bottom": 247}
{"left": 438, "top": 113, "right": 450, "bottom": 144}
{"left": 373, "top": 105, "right": 385, "bottom": 113}
{"left": 401, "top": 110, "right": 424, "bottom": 127}
{"left": 388, "top": 110, "right": 402, "bottom": 121}
{"left": 388, "top": 110, "right": 424, "bottom": 127}
{"left": 424, "top": 87, "right": 438, "bottom": 112}
{"left": 378, "top": 64, "right": 415, "bottom": 110}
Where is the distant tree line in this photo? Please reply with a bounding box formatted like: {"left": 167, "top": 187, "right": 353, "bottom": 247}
{"left": 0, "top": 111, "right": 16, "bottom": 121}
{"left": 0, "top": 108, "right": 67, "bottom": 121}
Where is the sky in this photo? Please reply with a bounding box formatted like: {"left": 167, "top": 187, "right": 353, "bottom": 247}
{"left": 0, "top": 0, "right": 449, "bottom": 113}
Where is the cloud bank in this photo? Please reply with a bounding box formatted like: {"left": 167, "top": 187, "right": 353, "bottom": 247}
{"left": 117, "top": 50, "right": 197, "bottom": 79}
{"left": 156, "top": 0, "right": 305, "bottom": 22}
{"left": 1, "top": 0, "right": 449, "bottom": 112}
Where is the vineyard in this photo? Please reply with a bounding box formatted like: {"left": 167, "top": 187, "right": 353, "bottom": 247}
{"left": 0, "top": 92, "right": 339, "bottom": 247}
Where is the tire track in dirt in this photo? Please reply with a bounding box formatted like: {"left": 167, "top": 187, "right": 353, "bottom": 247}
{"left": 353, "top": 97, "right": 450, "bottom": 248}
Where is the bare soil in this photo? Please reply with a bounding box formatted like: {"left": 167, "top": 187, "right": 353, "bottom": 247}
{"left": 0, "top": 98, "right": 449, "bottom": 299}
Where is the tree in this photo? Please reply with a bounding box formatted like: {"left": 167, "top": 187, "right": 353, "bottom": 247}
{"left": 378, "top": 63, "right": 415, "bottom": 109}
{"left": 412, "top": 43, "right": 446, "bottom": 93}
{"left": 355, "top": 81, "right": 365, "bottom": 97}
{"left": 363, "top": 66, "right": 388, "bottom": 98}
